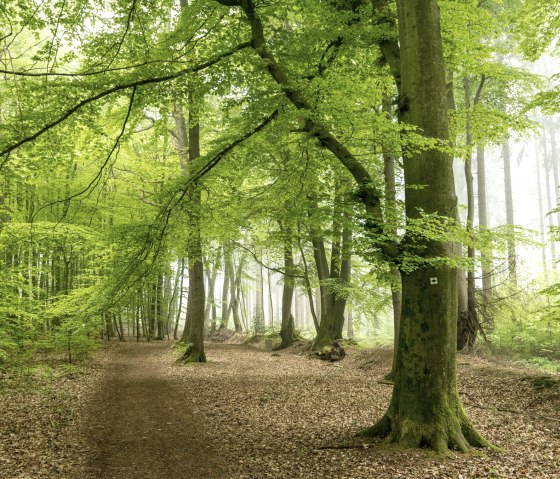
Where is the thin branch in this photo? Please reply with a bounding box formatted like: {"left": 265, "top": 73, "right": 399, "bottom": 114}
{"left": 0, "top": 41, "right": 252, "bottom": 168}
{"left": 31, "top": 86, "right": 138, "bottom": 222}
{"left": 473, "top": 74, "right": 486, "bottom": 105}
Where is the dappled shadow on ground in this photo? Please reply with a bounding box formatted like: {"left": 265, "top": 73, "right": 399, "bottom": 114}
{"left": 1, "top": 340, "right": 559, "bottom": 478}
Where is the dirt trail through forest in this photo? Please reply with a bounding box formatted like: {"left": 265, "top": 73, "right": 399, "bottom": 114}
{"left": 75, "top": 341, "right": 560, "bottom": 479}
{"left": 82, "top": 342, "right": 225, "bottom": 478}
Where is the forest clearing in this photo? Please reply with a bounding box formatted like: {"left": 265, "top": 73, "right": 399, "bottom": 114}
{"left": 1, "top": 340, "right": 559, "bottom": 479}
{"left": 2, "top": 0, "right": 560, "bottom": 477}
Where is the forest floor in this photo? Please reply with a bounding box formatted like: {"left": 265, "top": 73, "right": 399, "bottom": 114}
{"left": 1, "top": 340, "right": 559, "bottom": 479}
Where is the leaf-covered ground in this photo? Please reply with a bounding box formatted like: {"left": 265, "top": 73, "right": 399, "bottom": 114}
{"left": 1, "top": 341, "right": 559, "bottom": 478}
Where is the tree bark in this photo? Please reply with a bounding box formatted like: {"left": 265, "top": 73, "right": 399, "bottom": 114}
{"left": 543, "top": 133, "right": 557, "bottom": 268}
{"left": 476, "top": 146, "right": 493, "bottom": 320}
{"left": 457, "top": 77, "right": 478, "bottom": 351}
{"left": 176, "top": 95, "right": 206, "bottom": 362}
{"left": 535, "top": 143, "right": 548, "bottom": 275}
{"left": 310, "top": 186, "right": 352, "bottom": 349}
{"left": 359, "top": 0, "right": 491, "bottom": 452}
{"left": 502, "top": 140, "right": 517, "bottom": 285}
{"left": 277, "top": 223, "right": 296, "bottom": 349}
{"left": 220, "top": 244, "right": 232, "bottom": 329}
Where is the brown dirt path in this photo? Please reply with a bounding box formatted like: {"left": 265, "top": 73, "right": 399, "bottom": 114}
{"left": 74, "top": 341, "right": 560, "bottom": 479}
{"left": 82, "top": 342, "right": 226, "bottom": 478}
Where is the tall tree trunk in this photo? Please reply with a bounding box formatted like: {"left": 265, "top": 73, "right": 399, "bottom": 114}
{"left": 175, "top": 94, "right": 206, "bottom": 362}
{"left": 543, "top": 133, "right": 557, "bottom": 268}
{"left": 254, "top": 258, "right": 265, "bottom": 334}
{"left": 382, "top": 99, "right": 402, "bottom": 378}
{"left": 220, "top": 245, "right": 232, "bottom": 329}
{"left": 156, "top": 273, "right": 165, "bottom": 340}
{"left": 549, "top": 123, "right": 560, "bottom": 226}
{"left": 457, "top": 77, "right": 478, "bottom": 350}
{"left": 477, "top": 146, "right": 493, "bottom": 321}
{"left": 205, "top": 260, "right": 218, "bottom": 329}
{"left": 296, "top": 226, "right": 320, "bottom": 333}
{"left": 502, "top": 140, "right": 517, "bottom": 284}
{"left": 310, "top": 186, "right": 351, "bottom": 349}
{"left": 231, "top": 254, "right": 245, "bottom": 332}
{"left": 277, "top": 223, "right": 296, "bottom": 349}
{"left": 174, "top": 259, "right": 185, "bottom": 340}
{"left": 535, "top": 142, "right": 548, "bottom": 275}
{"left": 360, "top": 0, "right": 491, "bottom": 452}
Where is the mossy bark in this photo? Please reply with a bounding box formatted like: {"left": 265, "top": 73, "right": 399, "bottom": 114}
{"left": 359, "top": 0, "right": 492, "bottom": 453}
{"left": 174, "top": 93, "right": 206, "bottom": 363}
{"left": 359, "top": 267, "right": 491, "bottom": 452}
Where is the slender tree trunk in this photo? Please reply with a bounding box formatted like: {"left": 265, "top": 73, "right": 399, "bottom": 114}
{"left": 310, "top": 186, "right": 351, "bottom": 349}
{"left": 477, "top": 146, "right": 493, "bottom": 317}
{"left": 156, "top": 273, "right": 165, "bottom": 340}
{"left": 205, "top": 261, "right": 218, "bottom": 329}
{"left": 346, "top": 303, "right": 354, "bottom": 339}
{"left": 549, "top": 123, "right": 560, "bottom": 226}
{"left": 535, "top": 142, "right": 548, "bottom": 275}
{"left": 296, "top": 227, "right": 320, "bottom": 333}
{"left": 382, "top": 99, "right": 402, "bottom": 377}
{"left": 220, "top": 245, "right": 232, "bottom": 329}
{"left": 543, "top": 133, "right": 557, "bottom": 268}
{"left": 277, "top": 224, "right": 296, "bottom": 349}
{"left": 173, "top": 259, "right": 185, "bottom": 340}
{"left": 502, "top": 140, "right": 517, "bottom": 284}
{"left": 457, "top": 77, "right": 478, "bottom": 350}
{"left": 231, "top": 254, "right": 245, "bottom": 332}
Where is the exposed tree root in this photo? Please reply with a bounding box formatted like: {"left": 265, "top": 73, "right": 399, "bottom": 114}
{"left": 357, "top": 408, "right": 497, "bottom": 455}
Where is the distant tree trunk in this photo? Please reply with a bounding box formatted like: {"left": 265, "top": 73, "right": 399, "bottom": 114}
{"left": 277, "top": 223, "right": 296, "bottom": 349}
{"left": 254, "top": 259, "right": 265, "bottom": 334}
{"left": 156, "top": 273, "right": 165, "bottom": 340}
{"left": 134, "top": 301, "right": 140, "bottom": 341}
{"left": 173, "top": 259, "right": 185, "bottom": 340}
{"left": 502, "top": 140, "right": 517, "bottom": 284}
{"left": 220, "top": 245, "right": 232, "bottom": 329}
{"left": 267, "top": 264, "right": 274, "bottom": 330}
{"left": 382, "top": 99, "right": 402, "bottom": 377}
{"left": 477, "top": 146, "right": 493, "bottom": 321}
{"left": 311, "top": 184, "right": 352, "bottom": 349}
{"left": 346, "top": 303, "right": 354, "bottom": 339}
{"left": 457, "top": 77, "right": 478, "bottom": 350}
{"left": 535, "top": 143, "right": 548, "bottom": 275}
{"left": 543, "top": 133, "right": 557, "bottom": 268}
{"left": 205, "top": 260, "right": 218, "bottom": 329}
{"left": 549, "top": 123, "right": 560, "bottom": 226}
{"left": 231, "top": 254, "right": 245, "bottom": 332}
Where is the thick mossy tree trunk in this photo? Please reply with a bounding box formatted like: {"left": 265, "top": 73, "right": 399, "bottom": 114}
{"left": 359, "top": 0, "right": 491, "bottom": 453}
{"left": 175, "top": 97, "right": 206, "bottom": 363}
{"left": 217, "top": 0, "right": 490, "bottom": 452}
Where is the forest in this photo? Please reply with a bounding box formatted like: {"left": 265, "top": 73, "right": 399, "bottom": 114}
{"left": 0, "top": 0, "right": 559, "bottom": 478}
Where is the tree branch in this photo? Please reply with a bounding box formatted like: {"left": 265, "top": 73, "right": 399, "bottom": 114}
{"left": 0, "top": 41, "right": 252, "bottom": 168}
{"left": 216, "top": 0, "right": 398, "bottom": 259}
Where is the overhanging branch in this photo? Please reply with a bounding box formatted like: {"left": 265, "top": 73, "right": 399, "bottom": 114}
{"left": 0, "top": 40, "right": 252, "bottom": 169}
